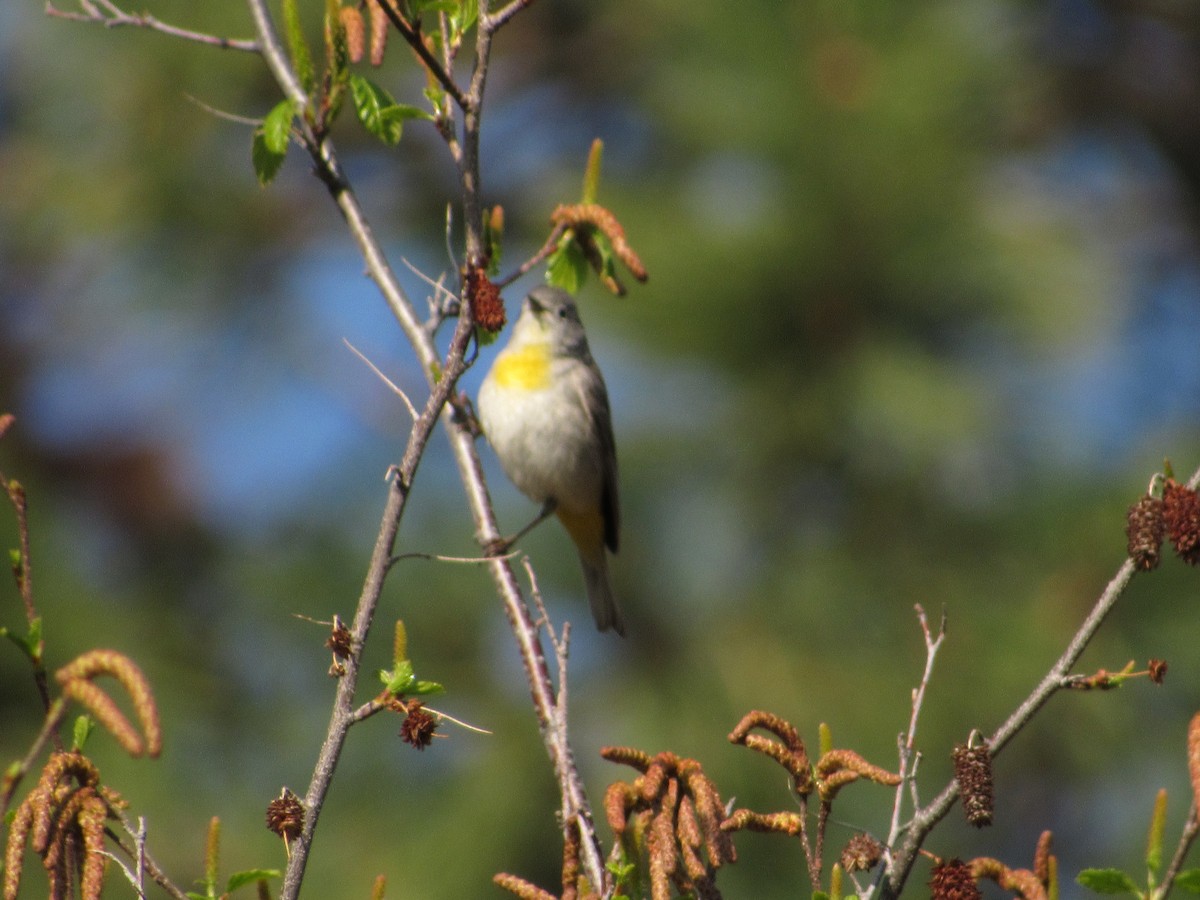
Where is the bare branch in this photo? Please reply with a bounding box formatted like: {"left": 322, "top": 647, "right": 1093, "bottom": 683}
{"left": 236, "top": 0, "right": 606, "bottom": 895}
{"left": 879, "top": 604, "right": 945, "bottom": 885}
{"left": 879, "top": 463, "right": 1200, "bottom": 898}
{"left": 343, "top": 338, "right": 419, "bottom": 421}
{"left": 182, "top": 94, "right": 263, "bottom": 127}
{"left": 368, "top": 0, "right": 469, "bottom": 111}
{"left": 244, "top": 0, "right": 309, "bottom": 111}
{"left": 390, "top": 549, "right": 520, "bottom": 565}
{"left": 1159, "top": 804, "right": 1200, "bottom": 900}
{"left": 495, "top": 222, "right": 567, "bottom": 288}
{"left": 45, "top": 0, "right": 259, "bottom": 51}
{"left": 484, "top": 0, "right": 539, "bottom": 32}
{"left": 105, "top": 810, "right": 192, "bottom": 900}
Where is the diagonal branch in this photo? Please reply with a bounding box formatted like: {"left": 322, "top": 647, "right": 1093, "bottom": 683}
{"left": 369, "top": 0, "right": 470, "bottom": 111}
{"left": 1159, "top": 805, "right": 1200, "bottom": 900}
{"left": 45, "top": 0, "right": 259, "bottom": 51}
{"left": 484, "top": 0, "right": 539, "bottom": 32}
{"left": 879, "top": 464, "right": 1200, "bottom": 898}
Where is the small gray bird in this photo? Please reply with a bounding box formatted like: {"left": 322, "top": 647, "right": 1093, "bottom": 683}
{"left": 477, "top": 285, "right": 623, "bottom": 635}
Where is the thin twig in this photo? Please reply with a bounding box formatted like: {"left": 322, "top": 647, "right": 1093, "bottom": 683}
{"left": 368, "top": 0, "right": 469, "bottom": 110}
{"left": 484, "top": 0, "right": 539, "bottom": 32}
{"left": 105, "top": 812, "right": 191, "bottom": 900}
{"left": 182, "top": 94, "right": 263, "bottom": 127}
{"left": 101, "top": 818, "right": 148, "bottom": 900}
{"left": 401, "top": 255, "right": 457, "bottom": 310}
{"left": 348, "top": 696, "right": 391, "bottom": 724}
{"left": 45, "top": 0, "right": 260, "bottom": 50}
{"left": 0, "top": 698, "right": 66, "bottom": 817}
{"left": 495, "top": 222, "right": 566, "bottom": 288}
{"left": 134, "top": 816, "right": 147, "bottom": 899}
{"left": 878, "top": 603, "right": 944, "bottom": 886}
{"left": 1159, "top": 804, "right": 1200, "bottom": 900}
{"left": 389, "top": 549, "right": 520, "bottom": 565}
{"left": 521, "top": 558, "right": 604, "bottom": 893}
{"left": 1, "top": 463, "right": 37, "bottom": 628}
{"left": 426, "top": 705, "right": 493, "bottom": 735}
{"left": 244, "top": 0, "right": 309, "bottom": 110}
{"left": 343, "top": 338, "right": 419, "bottom": 421}
{"left": 99, "top": 851, "right": 143, "bottom": 899}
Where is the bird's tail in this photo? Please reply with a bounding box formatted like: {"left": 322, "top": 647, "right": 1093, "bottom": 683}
{"left": 558, "top": 507, "right": 625, "bottom": 636}
{"left": 580, "top": 551, "right": 625, "bottom": 636}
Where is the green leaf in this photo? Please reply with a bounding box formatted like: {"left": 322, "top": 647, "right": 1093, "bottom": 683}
{"left": 589, "top": 231, "right": 618, "bottom": 284}
{"left": 72, "top": 715, "right": 94, "bottom": 752}
{"left": 605, "top": 859, "right": 635, "bottom": 878}
{"left": 1076, "top": 868, "right": 1141, "bottom": 895}
{"left": 546, "top": 233, "right": 587, "bottom": 294}
{"left": 380, "top": 659, "right": 443, "bottom": 696}
{"left": 449, "top": 0, "right": 478, "bottom": 37}
{"left": 1174, "top": 870, "right": 1200, "bottom": 893}
{"left": 27, "top": 616, "right": 42, "bottom": 656}
{"left": 1146, "top": 788, "right": 1167, "bottom": 873}
{"left": 410, "top": 0, "right": 458, "bottom": 13}
{"left": 423, "top": 84, "right": 446, "bottom": 110}
{"left": 410, "top": 679, "right": 445, "bottom": 696}
{"left": 381, "top": 659, "right": 416, "bottom": 695}
{"left": 280, "top": 0, "right": 315, "bottom": 94}
{"left": 4, "top": 617, "right": 43, "bottom": 663}
{"left": 252, "top": 100, "right": 295, "bottom": 186}
{"left": 252, "top": 132, "right": 287, "bottom": 187}
{"left": 323, "top": 0, "right": 349, "bottom": 122}
{"left": 582, "top": 138, "right": 603, "bottom": 204}
{"left": 226, "top": 869, "right": 282, "bottom": 892}
{"left": 262, "top": 100, "right": 296, "bottom": 154}
{"left": 348, "top": 74, "right": 430, "bottom": 146}
{"left": 186, "top": 893, "right": 208, "bottom": 900}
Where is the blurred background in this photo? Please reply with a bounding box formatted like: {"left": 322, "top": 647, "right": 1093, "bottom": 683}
{"left": 4, "top": 0, "right": 1200, "bottom": 896}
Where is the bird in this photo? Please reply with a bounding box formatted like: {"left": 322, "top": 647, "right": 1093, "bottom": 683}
{"left": 477, "top": 284, "right": 624, "bottom": 635}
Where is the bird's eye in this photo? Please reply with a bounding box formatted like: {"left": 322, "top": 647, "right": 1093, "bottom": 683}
{"left": 558, "top": 307, "right": 569, "bottom": 319}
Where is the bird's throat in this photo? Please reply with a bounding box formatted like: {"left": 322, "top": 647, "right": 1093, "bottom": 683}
{"left": 492, "top": 343, "right": 552, "bottom": 390}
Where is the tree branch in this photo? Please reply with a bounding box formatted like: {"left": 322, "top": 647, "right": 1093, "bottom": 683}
{"left": 45, "top": 0, "right": 259, "bottom": 51}
{"left": 1160, "top": 804, "right": 1200, "bottom": 899}
{"left": 879, "top": 464, "right": 1200, "bottom": 897}
{"left": 241, "top": 0, "right": 607, "bottom": 894}
{"left": 369, "top": 0, "right": 470, "bottom": 111}
{"left": 484, "top": 0, "right": 539, "bottom": 32}
{"left": 106, "top": 811, "right": 192, "bottom": 900}
{"left": 878, "top": 604, "right": 944, "bottom": 889}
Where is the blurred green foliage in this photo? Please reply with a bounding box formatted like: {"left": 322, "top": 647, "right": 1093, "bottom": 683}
{"left": 3, "top": 0, "right": 1200, "bottom": 897}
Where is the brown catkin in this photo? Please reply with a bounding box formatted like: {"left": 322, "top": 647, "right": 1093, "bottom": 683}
{"left": 930, "top": 858, "right": 982, "bottom": 900}
{"left": 952, "top": 741, "right": 995, "bottom": 827}
{"left": 368, "top": 0, "right": 389, "bottom": 66}
{"left": 1164, "top": 479, "right": 1200, "bottom": 564}
{"left": 340, "top": 6, "right": 365, "bottom": 64}
{"left": 1126, "top": 495, "right": 1165, "bottom": 570}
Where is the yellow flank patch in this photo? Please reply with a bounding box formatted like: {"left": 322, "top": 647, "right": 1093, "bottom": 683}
{"left": 557, "top": 507, "right": 605, "bottom": 560}
{"left": 492, "top": 343, "right": 552, "bottom": 390}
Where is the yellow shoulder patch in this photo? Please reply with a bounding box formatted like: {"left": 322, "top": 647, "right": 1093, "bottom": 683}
{"left": 492, "top": 343, "right": 552, "bottom": 390}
